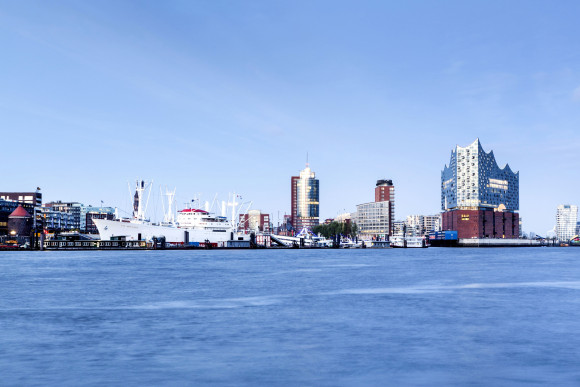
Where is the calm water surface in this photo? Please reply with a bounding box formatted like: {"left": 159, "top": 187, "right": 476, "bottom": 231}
{"left": 1, "top": 248, "right": 580, "bottom": 386}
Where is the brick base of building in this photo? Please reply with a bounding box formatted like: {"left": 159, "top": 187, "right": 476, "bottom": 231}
{"left": 442, "top": 209, "right": 519, "bottom": 239}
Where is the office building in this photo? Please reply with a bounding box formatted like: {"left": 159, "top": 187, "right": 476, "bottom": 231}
{"left": 290, "top": 163, "right": 319, "bottom": 231}
{"left": 441, "top": 139, "right": 519, "bottom": 239}
{"left": 556, "top": 205, "right": 578, "bottom": 242}
{"left": 354, "top": 179, "right": 395, "bottom": 240}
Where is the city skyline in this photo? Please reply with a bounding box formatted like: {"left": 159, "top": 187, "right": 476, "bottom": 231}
{"left": 1, "top": 1, "right": 580, "bottom": 234}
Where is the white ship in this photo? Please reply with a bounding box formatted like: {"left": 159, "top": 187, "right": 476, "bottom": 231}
{"left": 391, "top": 235, "right": 427, "bottom": 248}
{"left": 94, "top": 180, "right": 245, "bottom": 244}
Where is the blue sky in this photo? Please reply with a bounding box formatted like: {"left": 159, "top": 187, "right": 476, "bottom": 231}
{"left": 1, "top": 1, "right": 579, "bottom": 234}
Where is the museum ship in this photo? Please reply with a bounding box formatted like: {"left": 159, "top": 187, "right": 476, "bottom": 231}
{"left": 94, "top": 181, "right": 240, "bottom": 244}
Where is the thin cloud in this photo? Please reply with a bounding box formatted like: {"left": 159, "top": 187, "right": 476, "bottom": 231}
{"left": 573, "top": 85, "right": 580, "bottom": 101}
{"left": 444, "top": 60, "right": 465, "bottom": 75}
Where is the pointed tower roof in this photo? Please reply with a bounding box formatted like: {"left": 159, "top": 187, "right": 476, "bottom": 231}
{"left": 9, "top": 205, "right": 32, "bottom": 218}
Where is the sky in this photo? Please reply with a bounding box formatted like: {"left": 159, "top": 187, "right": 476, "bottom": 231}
{"left": 1, "top": 0, "right": 579, "bottom": 234}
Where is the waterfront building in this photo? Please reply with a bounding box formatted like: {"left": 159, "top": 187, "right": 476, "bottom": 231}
{"left": 276, "top": 215, "right": 293, "bottom": 236}
{"left": 7, "top": 205, "right": 32, "bottom": 237}
{"left": 44, "top": 201, "right": 83, "bottom": 231}
{"left": 392, "top": 220, "right": 405, "bottom": 237}
{"left": 239, "top": 210, "right": 271, "bottom": 234}
{"left": 0, "top": 191, "right": 42, "bottom": 207}
{"left": 0, "top": 199, "right": 35, "bottom": 236}
{"left": 355, "top": 201, "right": 391, "bottom": 239}
{"left": 41, "top": 207, "right": 75, "bottom": 232}
{"left": 42, "top": 202, "right": 115, "bottom": 233}
{"left": 556, "top": 205, "right": 578, "bottom": 242}
{"left": 404, "top": 214, "right": 442, "bottom": 237}
{"left": 441, "top": 139, "right": 520, "bottom": 239}
{"left": 290, "top": 163, "right": 319, "bottom": 231}
{"left": 354, "top": 179, "right": 395, "bottom": 240}
{"left": 405, "top": 215, "right": 424, "bottom": 237}
{"left": 0, "top": 192, "right": 42, "bottom": 238}
{"left": 84, "top": 206, "right": 116, "bottom": 234}
{"left": 424, "top": 214, "right": 442, "bottom": 234}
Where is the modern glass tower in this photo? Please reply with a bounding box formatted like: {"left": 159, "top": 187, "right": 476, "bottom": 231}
{"left": 291, "top": 164, "right": 319, "bottom": 231}
{"left": 442, "top": 139, "right": 519, "bottom": 211}
{"left": 441, "top": 139, "right": 520, "bottom": 239}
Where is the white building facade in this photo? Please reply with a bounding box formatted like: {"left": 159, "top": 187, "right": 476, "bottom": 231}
{"left": 556, "top": 205, "right": 578, "bottom": 242}
{"left": 441, "top": 139, "right": 519, "bottom": 211}
{"left": 355, "top": 201, "right": 391, "bottom": 240}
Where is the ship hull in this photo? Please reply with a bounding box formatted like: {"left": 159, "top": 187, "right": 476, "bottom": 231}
{"left": 93, "top": 218, "right": 233, "bottom": 243}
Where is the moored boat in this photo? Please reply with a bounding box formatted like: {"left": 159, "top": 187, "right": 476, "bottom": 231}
{"left": 94, "top": 180, "right": 244, "bottom": 244}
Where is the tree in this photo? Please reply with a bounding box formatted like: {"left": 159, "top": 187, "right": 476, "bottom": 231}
{"left": 313, "top": 221, "right": 357, "bottom": 239}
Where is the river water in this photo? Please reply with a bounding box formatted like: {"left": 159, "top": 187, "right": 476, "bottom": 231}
{"left": 1, "top": 248, "right": 580, "bottom": 386}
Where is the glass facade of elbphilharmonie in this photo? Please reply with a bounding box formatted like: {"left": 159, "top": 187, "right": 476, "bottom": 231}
{"left": 441, "top": 139, "right": 519, "bottom": 212}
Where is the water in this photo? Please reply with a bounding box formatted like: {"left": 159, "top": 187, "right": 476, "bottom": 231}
{"left": 1, "top": 248, "right": 580, "bottom": 386}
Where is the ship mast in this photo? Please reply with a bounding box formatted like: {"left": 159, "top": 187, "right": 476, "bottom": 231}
{"left": 131, "top": 179, "right": 152, "bottom": 221}
{"left": 227, "top": 192, "right": 239, "bottom": 228}
{"left": 161, "top": 186, "right": 176, "bottom": 224}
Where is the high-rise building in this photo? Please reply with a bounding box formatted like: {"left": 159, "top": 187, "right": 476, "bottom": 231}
{"left": 354, "top": 179, "right": 395, "bottom": 239}
{"left": 556, "top": 205, "right": 578, "bottom": 242}
{"left": 441, "top": 139, "right": 520, "bottom": 239}
{"left": 375, "top": 179, "right": 395, "bottom": 224}
{"left": 290, "top": 163, "right": 319, "bottom": 231}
